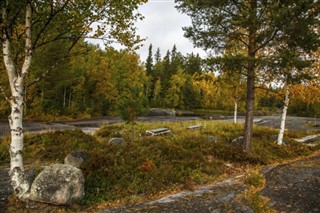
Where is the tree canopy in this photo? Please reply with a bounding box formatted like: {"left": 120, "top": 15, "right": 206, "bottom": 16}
{"left": 175, "top": 0, "right": 320, "bottom": 152}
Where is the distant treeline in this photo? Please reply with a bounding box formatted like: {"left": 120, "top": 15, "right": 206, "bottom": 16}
{"left": 0, "top": 41, "right": 319, "bottom": 118}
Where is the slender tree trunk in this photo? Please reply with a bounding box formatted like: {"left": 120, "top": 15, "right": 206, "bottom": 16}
{"left": 277, "top": 85, "right": 290, "bottom": 145}
{"left": 68, "top": 89, "right": 72, "bottom": 108}
{"left": 2, "top": 1, "right": 32, "bottom": 200}
{"left": 243, "top": 0, "right": 257, "bottom": 153}
{"left": 234, "top": 97, "right": 238, "bottom": 124}
{"left": 63, "top": 86, "right": 67, "bottom": 108}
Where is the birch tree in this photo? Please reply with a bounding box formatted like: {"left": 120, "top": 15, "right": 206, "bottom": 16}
{"left": 218, "top": 72, "right": 246, "bottom": 124}
{"left": 1, "top": 0, "right": 146, "bottom": 200}
{"left": 277, "top": 84, "right": 290, "bottom": 145}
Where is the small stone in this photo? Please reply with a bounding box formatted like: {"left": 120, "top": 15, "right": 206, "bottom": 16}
{"left": 231, "top": 136, "right": 244, "bottom": 145}
{"left": 64, "top": 151, "right": 88, "bottom": 168}
{"left": 108, "top": 138, "right": 126, "bottom": 145}
{"left": 207, "top": 136, "right": 218, "bottom": 143}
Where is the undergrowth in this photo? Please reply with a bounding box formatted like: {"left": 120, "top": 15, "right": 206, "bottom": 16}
{"left": 242, "top": 171, "right": 275, "bottom": 212}
{"left": 0, "top": 121, "right": 318, "bottom": 206}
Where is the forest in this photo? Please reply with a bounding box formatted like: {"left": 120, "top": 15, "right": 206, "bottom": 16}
{"left": 0, "top": 0, "right": 320, "bottom": 211}
{"left": 0, "top": 41, "right": 319, "bottom": 119}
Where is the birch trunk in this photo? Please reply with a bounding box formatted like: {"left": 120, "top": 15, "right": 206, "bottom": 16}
{"left": 277, "top": 85, "right": 290, "bottom": 145}
{"left": 2, "top": 1, "right": 32, "bottom": 200}
{"left": 234, "top": 98, "right": 238, "bottom": 124}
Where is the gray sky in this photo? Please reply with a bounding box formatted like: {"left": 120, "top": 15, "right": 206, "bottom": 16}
{"left": 88, "top": 1, "right": 206, "bottom": 62}
{"left": 135, "top": 0, "right": 207, "bottom": 61}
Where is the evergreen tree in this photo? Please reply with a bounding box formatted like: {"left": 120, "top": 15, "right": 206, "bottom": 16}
{"left": 145, "top": 44, "right": 155, "bottom": 102}
{"left": 154, "top": 48, "right": 161, "bottom": 63}
{"left": 184, "top": 53, "right": 202, "bottom": 75}
{"left": 146, "top": 44, "right": 154, "bottom": 76}
{"left": 176, "top": 0, "right": 320, "bottom": 152}
{"left": 161, "top": 50, "right": 172, "bottom": 97}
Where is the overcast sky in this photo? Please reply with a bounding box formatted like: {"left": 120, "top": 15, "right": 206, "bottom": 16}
{"left": 89, "top": 1, "right": 207, "bottom": 62}
{"left": 134, "top": 0, "right": 207, "bottom": 61}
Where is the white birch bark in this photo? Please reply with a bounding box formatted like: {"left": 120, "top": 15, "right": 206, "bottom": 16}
{"left": 234, "top": 97, "right": 238, "bottom": 124}
{"left": 277, "top": 85, "right": 290, "bottom": 145}
{"left": 2, "top": 1, "right": 32, "bottom": 200}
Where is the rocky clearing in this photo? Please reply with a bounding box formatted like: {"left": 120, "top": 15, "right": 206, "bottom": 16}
{"left": 0, "top": 115, "right": 319, "bottom": 212}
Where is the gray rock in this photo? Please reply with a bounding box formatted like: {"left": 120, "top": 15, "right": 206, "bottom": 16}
{"left": 108, "top": 137, "right": 126, "bottom": 145}
{"left": 207, "top": 136, "right": 218, "bottom": 143}
{"left": 231, "top": 136, "right": 244, "bottom": 145}
{"left": 64, "top": 151, "right": 88, "bottom": 168}
{"left": 148, "top": 108, "right": 175, "bottom": 116}
{"left": 26, "top": 170, "right": 37, "bottom": 184}
{"left": 29, "top": 164, "right": 84, "bottom": 205}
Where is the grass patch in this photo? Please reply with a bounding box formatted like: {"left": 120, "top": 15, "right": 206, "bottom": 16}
{"left": 241, "top": 171, "right": 275, "bottom": 212}
{"left": 0, "top": 120, "right": 319, "bottom": 208}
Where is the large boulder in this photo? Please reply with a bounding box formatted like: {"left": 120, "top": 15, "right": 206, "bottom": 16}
{"left": 29, "top": 164, "right": 85, "bottom": 205}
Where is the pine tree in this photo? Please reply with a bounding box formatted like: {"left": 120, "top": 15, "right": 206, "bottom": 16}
{"left": 176, "top": 0, "right": 320, "bottom": 152}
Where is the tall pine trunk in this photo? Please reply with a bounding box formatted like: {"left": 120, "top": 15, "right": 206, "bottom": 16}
{"left": 277, "top": 85, "right": 290, "bottom": 145}
{"left": 243, "top": 0, "right": 257, "bottom": 152}
{"left": 243, "top": 65, "right": 255, "bottom": 152}
{"left": 2, "top": 1, "right": 32, "bottom": 200}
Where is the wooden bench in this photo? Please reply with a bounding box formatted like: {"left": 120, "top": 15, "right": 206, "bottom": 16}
{"left": 187, "top": 125, "right": 203, "bottom": 130}
{"left": 145, "top": 128, "right": 172, "bottom": 136}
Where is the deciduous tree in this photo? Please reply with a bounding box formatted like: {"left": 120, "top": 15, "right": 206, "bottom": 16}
{"left": 1, "top": 0, "right": 146, "bottom": 200}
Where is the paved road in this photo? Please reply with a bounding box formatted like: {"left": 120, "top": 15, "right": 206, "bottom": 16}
{"left": 0, "top": 115, "right": 318, "bottom": 138}
{"left": 0, "top": 116, "right": 201, "bottom": 137}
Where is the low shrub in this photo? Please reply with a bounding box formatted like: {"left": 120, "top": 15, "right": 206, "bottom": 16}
{"left": 1, "top": 121, "right": 318, "bottom": 207}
